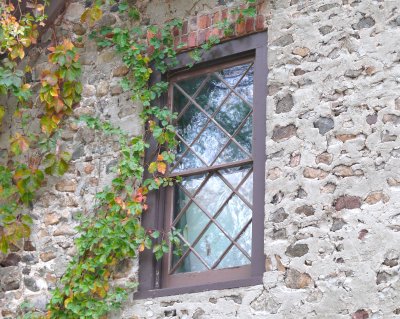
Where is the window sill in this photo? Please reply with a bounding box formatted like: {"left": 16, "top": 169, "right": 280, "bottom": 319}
{"left": 134, "top": 275, "right": 263, "bottom": 299}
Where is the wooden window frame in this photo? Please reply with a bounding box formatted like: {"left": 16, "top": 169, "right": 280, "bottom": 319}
{"left": 137, "top": 31, "right": 267, "bottom": 299}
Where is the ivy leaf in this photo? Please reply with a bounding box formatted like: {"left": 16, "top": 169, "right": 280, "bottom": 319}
{"left": 157, "top": 162, "right": 166, "bottom": 175}
{"left": 0, "top": 106, "right": 5, "bottom": 124}
{"left": 10, "top": 133, "right": 30, "bottom": 155}
{"left": 81, "top": 6, "right": 103, "bottom": 26}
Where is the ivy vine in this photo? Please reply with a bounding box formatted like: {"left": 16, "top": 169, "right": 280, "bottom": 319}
{"left": 1, "top": 0, "right": 258, "bottom": 318}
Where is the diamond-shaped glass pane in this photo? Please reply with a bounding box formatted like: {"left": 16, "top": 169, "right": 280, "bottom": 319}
{"left": 174, "top": 186, "right": 190, "bottom": 213}
{"left": 215, "top": 195, "right": 252, "bottom": 238}
{"left": 235, "top": 116, "right": 252, "bottom": 153}
{"left": 239, "top": 172, "right": 253, "bottom": 205}
{"left": 173, "top": 251, "right": 208, "bottom": 274}
{"left": 181, "top": 173, "right": 207, "bottom": 195}
{"left": 194, "top": 174, "right": 231, "bottom": 215}
{"left": 218, "top": 63, "right": 252, "bottom": 87}
{"left": 172, "top": 145, "right": 206, "bottom": 173}
{"left": 174, "top": 202, "right": 209, "bottom": 243}
{"left": 215, "top": 141, "right": 249, "bottom": 165}
{"left": 237, "top": 223, "right": 252, "bottom": 255}
{"left": 194, "top": 223, "right": 231, "bottom": 267}
{"left": 215, "top": 93, "right": 251, "bottom": 135}
{"left": 195, "top": 75, "right": 229, "bottom": 115}
{"left": 176, "top": 103, "right": 209, "bottom": 145}
{"left": 220, "top": 165, "right": 251, "bottom": 189}
{"left": 216, "top": 245, "right": 250, "bottom": 269}
{"left": 173, "top": 86, "right": 189, "bottom": 115}
{"left": 176, "top": 75, "right": 207, "bottom": 97}
{"left": 236, "top": 64, "right": 254, "bottom": 104}
{"left": 192, "top": 121, "right": 229, "bottom": 165}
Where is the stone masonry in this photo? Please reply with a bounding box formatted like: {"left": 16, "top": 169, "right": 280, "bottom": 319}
{"left": 1, "top": 0, "right": 400, "bottom": 318}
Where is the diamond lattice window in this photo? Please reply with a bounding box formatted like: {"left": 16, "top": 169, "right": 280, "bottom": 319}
{"left": 167, "top": 58, "right": 255, "bottom": 274}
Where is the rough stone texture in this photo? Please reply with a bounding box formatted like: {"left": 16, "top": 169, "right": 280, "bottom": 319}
{"left": 1, "top": 0, "right": 400, "bottom": 318}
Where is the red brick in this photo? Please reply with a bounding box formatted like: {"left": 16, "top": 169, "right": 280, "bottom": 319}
{"left": 174, "top": 36, "right": 180, "bottom": 50}
{"left": 256, "top": 15, "right": 266, "bottom": 31}
{"left": 172, "top": 26, "right": 180, "bottom": 37}
{"left": 189, "top": 17, "right": 197, "bottom": 31}
{"left": 180, "top": 35, "right": 188, "bottom": 49}
{"left": 198, "top": 29, "right": 206, "bottom": 45}
{"left": 245, "top": 17, "right": 255, "bottom": 33}
{"left": 206, "top": 28, "right": 220, "bottom": 41}
{"left": 198, "top": 15, "right": 211, "bottom": 29}
{"left": 147, "top": 29, "right": 156, "bottom": 43}
{"left": 236, "top": 20, "right": 246, "bottom": 35}
{"left": 188, "top": 31, "right": 197, "bottom": 48}
{"left": 212, "top": 11, "right": 221, "bottom": 25}
{"left": 221, "top": 9, "right": 228, "bottom": 21}
{"left": 182, "top": 20, "right": 188, "bottom": 35}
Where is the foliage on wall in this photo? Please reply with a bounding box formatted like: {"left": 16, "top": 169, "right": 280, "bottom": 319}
{"left": 0, "top": 1, "right": 81, "bottom": 255}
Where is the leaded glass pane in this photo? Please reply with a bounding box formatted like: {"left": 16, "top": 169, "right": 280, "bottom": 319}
{"left": 214, "top": 140, "right": 249, "bottom": 165}
{"left": 174, "top": 186, "right": 190, "bottom": 213}
{"left": 176, "top": 103, "right": 208, "bottom": 145}
{"left": 181, "top": 173, "right": 207, "bottom": 195}
{"left": 216, "top": 245, "right": 250, "bottom": 269}
{"left": 220, "top": 165, "right": 251, "bottom": 189}
{"left": 176, "top": 74, "right": 207, "bottom": 97}
{"left": 193, "top": 223, "right": 231, "bottom": 267}
{"left": 215, "top": 195, "right": 251, "bottom": 238}
{"left": 215, "top": 93, "right": 251, "bottom": 135}
{"left": 191, "top": 121, "right": 229, "bottom": 165}
{"left": 235, "top": 116, "right": 252, "bottom": 153}
{"left": 218, "top": 63, "right": 252, "bottom": 87}
{"left": 236, "top": 64, "right": 254, "bottom": 104}
{"left": 175, "top": 202, "right": 209, "bottom": 243}
{"left": 195, "top": 75, "right": 229, "bottom": 115}
{"left": 173, "top": 252, "right": 208, "bottom": 274}
{"left": 237, "top": 223, "right": 252, "bottom": 255}
{"left": 172, "top": 146, "right": 206, "bottom": 173}
{"left": 239, "top": 172, "right": 253, "bottom": 205}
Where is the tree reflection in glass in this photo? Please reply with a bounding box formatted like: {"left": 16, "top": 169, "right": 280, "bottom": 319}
{"left": 170, "top": 60, "right": 254, "bottom": 273}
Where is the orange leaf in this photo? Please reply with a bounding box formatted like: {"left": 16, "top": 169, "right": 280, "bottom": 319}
{"left": 157, "top": 154, "right": 164, "bottom": 161}
{"left": 157, "top": 162, "right": 166, "bottom": 175}
{"left": 139, "top": 243, "right": 145, "bottom": 252}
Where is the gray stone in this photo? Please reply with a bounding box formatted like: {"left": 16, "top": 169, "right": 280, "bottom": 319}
{"left": 272, "top": 34, "right": 294, "bottom": 47}
{"left": 335, "top": 196, "right": 361, "bottom": 211}
{"left": 72, "top": 23, "right": 86, "bottom": 35}
{"left": 0, "top": 253, "right": 21, "bottom": 267}
{"left": 0, "top": 267, "right": 20, "bottom": 291}
{"left": 318, "top": 3, "right": 339, "bottom": 12}
{"left": 295, "top": 205, "right": 315, "bottom": 216}
{"left": 276, "top": 94, "right": 294, "bottom": 114}
{"left": 24, "top": 277, "right": 39, "bottom": 292}
{"left": 192, "top": 308, "right": 205, "bottom": 319}
{"left": 272, "top": 124, "right": 297, "bottom": 141}
{"left": 269, "top": 208, "right": 288, "bottom": 223}
{"left": 314, "top": 117, "right": 334, "bottom": 135}
{"left": 21, "top": 253, "right": 38, "bottom": 265}
{"left": 285, "top": 268, "right": 312, "bottom": 289}
{"left": 319, "top": 25, "right": 333, "bottom": 35}
{"left": 72, "top": 144, "right": 85, "bottom": 160}
{"left": 286, "top": 243, "right": 309, "bottom": 257}
{"left": 331, "top": 218, "right": 346, "bottom": 231}
{"left": 97, "top": 14, "right": 117, "bottom": 28}
{"left": 352, "top": 16, "right": 375, "bottom": 30}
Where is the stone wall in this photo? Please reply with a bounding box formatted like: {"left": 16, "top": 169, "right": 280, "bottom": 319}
{"left": 2, "top": 0, "right": 400, "bottom": 318}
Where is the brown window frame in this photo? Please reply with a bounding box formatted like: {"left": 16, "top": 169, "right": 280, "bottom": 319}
{"left": 137, "top": 31, "right": 267, "bottom": 299}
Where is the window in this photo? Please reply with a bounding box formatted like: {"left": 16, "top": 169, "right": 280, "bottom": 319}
{"left": 138, "top": 32, "right": 267, "bottom": 298}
